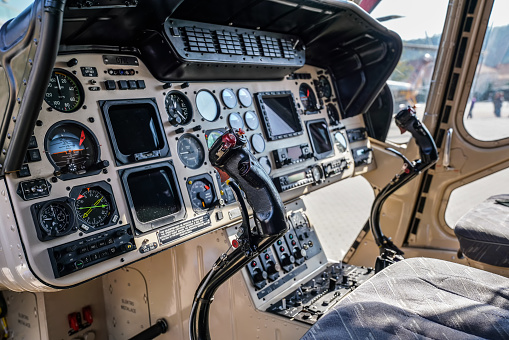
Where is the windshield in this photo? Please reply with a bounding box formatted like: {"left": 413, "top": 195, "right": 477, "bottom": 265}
{"left": 0, "top": 0, "right": 33, "bottom": 28}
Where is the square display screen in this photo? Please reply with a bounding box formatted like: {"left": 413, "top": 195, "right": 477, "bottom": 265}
{"left": 108, "top": 103, "right": 163, "bottom": 155}
{"left": 262, "top": 94, "right": 302, "bottom": 138}
{"left": 307, "top": 120, "right": 333, "bottom": 159}
{"left": 127, "top": 167, "right": 181, "bottom": 223}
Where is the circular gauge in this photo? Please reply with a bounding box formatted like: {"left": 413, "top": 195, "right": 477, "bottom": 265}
{"left": 258, "top": 156, "right": 272, "bottom": 175}
{"left": 165, "top": 91, "right": 193, "bottom": 126}
{"left": 334, "top": 131, "right": 348, "bottom": 153}
{"left": 327, "top": 104, "right": 340, "bottom": 126}
{"left": 221, "top": 88, "right": 237, "bottom": 109}
{"left": 38, "top": 201, "right": 75, "bottom": 238}
{"left": 244, "top": 111, "right": 259, "bottom": 130}
{"left": 206, "top": 130, "right": 224, "bottom": 149}
{"left": 311, "top": 165, "right": 324, "bottom": 183}
{"left": 188, "top": 177, "right": 216, "bottom": 210}
{"left": 251, "top": 134, "right": 266, "bottom": 153}
{"left": 75, "top": 187, "right": 111, "bottom": 227}
{"left": 177, "top": 134, "right": 205, "bottom": 169}
{"left": 299, "top": 83, "right": 318, "bottom": 112}
{"left": 238, "top": 88, "right": 253, "bottom": 107}
{"left": 45, "top": 121, "right": 100, "bottom": 176}
{"left": 228, "top": 112, "right": 244, "bottom": 130}
{"left": 44, "top": 69, "right": 84, "bottom": 113}
{"left": 317, "top": 75, "right": 332, "bottom": 99}
{"left": 196, "top": 90, "right": 220, "bottom": 121}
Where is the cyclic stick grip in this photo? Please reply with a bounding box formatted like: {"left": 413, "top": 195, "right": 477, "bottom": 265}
{"left": 190, "top": 128, "right": 288, "bottom": 340}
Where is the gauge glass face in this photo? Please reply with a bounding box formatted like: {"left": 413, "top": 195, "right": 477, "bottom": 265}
{"left": 44, "top": 69, "right": 84, "bottom": 113}
{"left": 312, "top": 166, "right": 323, "bottom": 182}
{"left": 188, "top": 178, "right": 216, "bottom": 210}
{"left": 206, "top": 130, "right": 224, "bottom": 149}
{"left": 237, "top": 88, "right": 253, "bottom": 107}
{"left": 334, "top": 132, "right": 347, "bottom": 153}
{"left": 39, "top": 202, "right": 73, "bottom": 236}
{"left": 258, "top": 156, "right": 271, "bottom": 175}
{"left": 228, "top": 112, "right": 244, "bottom": 129}
{"left": 299, "top": 83, "right": 318, "bottom": 112}
{"left": 244, "top": 111, "right": 259, "bottom": 130}
{"left": 221, "top": 88, "right": 237, "bottom": 109}
{"left": 75, "top": 188, "right": 111, "bottom": 227}
{"left": 251, "top": 133, "right": 266, "bottom": 153}
{"left": 165, "top": 91, "right": 192, "bottom": 125}
{"left": 327, "top": 104, "right": 340, "bottom": 126}
{"left": 196, "top": 90, "right": 220, "bottom": 121}
{"left": 46, "top": 122, "right": 99, "bottom": 175}
{"left": 177, "top": 134, "right": 205, "bottom": 169}
{"left": 318, "top": 75, "right": 332, "bottom": 99}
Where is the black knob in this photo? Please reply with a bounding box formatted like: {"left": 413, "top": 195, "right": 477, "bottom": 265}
{"left": 181, "top": 82, "right": 190, "bottom": 89}
{"left": 96, "top": 160, "right": 109, "bottom": 170}
{"left": 266, "top": 260, "right": 278, "bottom": 275}
{"left": 252, "top": 268, "right": 267, "bottom": 284}
{"left": 193, "top": 125, "right": 202, "bottom": 132}
{"left": 281, "top": 254, "right": 295, "bottom": 267}
{"left": 176, "top": 127, "right": 185, "bottom": 134}
{"left": 293, "top": 247, "right": 306, "bottom": 259}
{"left": 162, "top": 83, "right": 172, "bottom": 89}
{"left": 67, "top": 58, "right": 78, "bottom": 67}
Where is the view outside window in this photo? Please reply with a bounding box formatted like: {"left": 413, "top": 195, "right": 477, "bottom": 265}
{"left": 0, "top": 0, "right": 33, "bottom": 27}
{"left": 370, "top": 0, "right": 448, "bottom": 143}
{"left": 463, "top": 0, "right": 509, "bottom": 141}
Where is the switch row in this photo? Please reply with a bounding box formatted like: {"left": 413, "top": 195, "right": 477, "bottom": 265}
{"left": 104, "top": 79, "right": 146, "bottom": 90}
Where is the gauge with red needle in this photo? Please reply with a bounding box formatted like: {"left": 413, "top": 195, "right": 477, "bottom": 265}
{"left": 187, "top": 175, "right": 217, "bottom": 211}
{"left": 45, "top": 121, "right": 100, "bottom": 177}
{"left": 299, "top": 83, "right": 318, "bottom": 113}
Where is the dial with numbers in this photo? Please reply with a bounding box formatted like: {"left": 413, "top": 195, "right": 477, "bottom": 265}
{"left": 44, "top": 69, "right": 84, "bottom": 113}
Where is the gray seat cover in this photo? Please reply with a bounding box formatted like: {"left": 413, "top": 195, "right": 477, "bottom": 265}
{"left": 454, "top": 194, "right": 509, "bottom": 267}
{"left": 302, "top": 257, "right": 509, "bottom": 340}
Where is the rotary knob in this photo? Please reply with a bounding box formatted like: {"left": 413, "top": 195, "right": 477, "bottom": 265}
{"left": 281, "top": 254, "right": 295, "bottom": 267}
{"left": 252, "top": 268, "right": 268, "bottom": 284}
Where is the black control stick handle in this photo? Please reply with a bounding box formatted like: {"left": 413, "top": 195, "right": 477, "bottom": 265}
{"left": 190, "top": 128, "right": 287, "bottom": 340}
{"left": 370, "top": 107, "right": 438, "bottom": 255}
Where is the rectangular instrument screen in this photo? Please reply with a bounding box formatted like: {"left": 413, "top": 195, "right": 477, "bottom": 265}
{"left": 257, "top": 92, "right": 303, "bottom": 141}
{"left": 307, "top": 119, "right": 334, "bottom": 159}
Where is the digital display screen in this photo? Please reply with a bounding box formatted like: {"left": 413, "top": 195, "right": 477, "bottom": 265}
{"left": 108, "top": 103, "right": 163, "bottom": 155}
{"left": 307, "top": 120, "right": 333, "bottom": 159}
{"left": 287, "top": 172, "right": 306, "bottom": 184}
{"left": 261, "top": 94, "right": 302, "bottom": 138}
{"left": 287, "top": 146, "right": 303, "bottom": 159}
{"left": 127, "top": 167, "right": 181, "bottom": 223}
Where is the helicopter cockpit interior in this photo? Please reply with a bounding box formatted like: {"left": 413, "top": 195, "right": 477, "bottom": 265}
{"left": 0, "top": 0, "right": 507, "bottom": 339}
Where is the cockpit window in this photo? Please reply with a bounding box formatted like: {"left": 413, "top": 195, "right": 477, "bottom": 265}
{"left": 370, "top": 0, "right": 449, "bottom": 144}
{"left": 0, "top": 0, "right": 33, "bottom": 28}
{"left": 463, "top": 0, "right": 509, "bottom": 141}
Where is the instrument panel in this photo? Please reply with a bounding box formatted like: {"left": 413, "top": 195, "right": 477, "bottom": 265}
{"left": 4, "top": 53, "right": 374, "bottom": 289}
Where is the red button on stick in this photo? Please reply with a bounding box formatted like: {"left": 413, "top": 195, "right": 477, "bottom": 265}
{"left": 222, "top": 133, "right": 237, "bottom": 148}
{"left": 231, "top": 239, "right": 239, "bottom": 248}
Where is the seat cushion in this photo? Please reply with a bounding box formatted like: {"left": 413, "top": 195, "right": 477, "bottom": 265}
{"left": 302, "top": 258, "right": 509, "bottom": 340}
{"left": 455, "top": 194, "right": 509, "bottom": 267}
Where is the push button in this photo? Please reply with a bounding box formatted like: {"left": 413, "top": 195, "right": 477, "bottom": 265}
{"left": 128, "top": 80, "right": 137, "bottom": 89}
{"left": 118, "top": 80, "right": 128, "bottom": 90}
{"left": 26, "top": 149, "right": 41, "bottom": 162}
{"left": 105, "top": 80, "right": 116, "bottom": 90}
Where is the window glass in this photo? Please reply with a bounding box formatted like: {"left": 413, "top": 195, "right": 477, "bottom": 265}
{"left": 370, "top": 0, "right": 449, "bottom": 143}
{"left": 463, "top": 0, "right": 509, "bottom": 141}
{"left": 445, "top": 167, "right": 509, "bottom": 228}
{"left": 0, "top": 0, "right": 33, "bottom": 28}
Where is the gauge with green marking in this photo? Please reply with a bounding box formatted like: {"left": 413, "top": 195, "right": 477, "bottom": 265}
{"left": 74, "top": 187, "right": 111, "bottom": 227}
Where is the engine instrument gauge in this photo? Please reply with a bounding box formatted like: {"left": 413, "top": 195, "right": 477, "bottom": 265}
{"left": 44, "top": 69, "right": 84, "bottom": 113}
{"left": 31, "top": 198, "right": 76, "bottom": 241}
{"left": 221, "top": 88, "right": 237, "bottom": 109}
{"left": 334, "top": 131, "right": 348, "bottom": 153}
{"left": 196, "top": 90, "right": 220, "bottom": 121}
{"left": 251, "top": 134, "right": 266, "bottom": 153}
{"left": 228, "top": 112, "right": 244, "bottom": 129}
{"left": 244, "top": 110, "right": 259, "bottom": 130}
{"left": 238, "top": 88, "right": 253, "bottom": 107}
{"left": 177, "top": 134, "right": 205, "bottom": 169}
{"left": 74, "top": 188, "right": 111, "bottom": 228}
{"left": 327, "top": 104, "right": 340, "bottom": 126}
{"left": 258, "top": 156, "right": 272, "bottom": 175}
{"left": 187, "top": 175, "right": 217, "bottom": 210}
{"left": 45, "top": 121, "right": 101, "bottom": 179}
{"left": 205, "top": 129, "right": 224, "bottom": 149}
{"left": 165, "top": 91, "right": 192, "bottom": 126}
{"left": 317, "top": 75, "right": 332, "bottom": 99}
